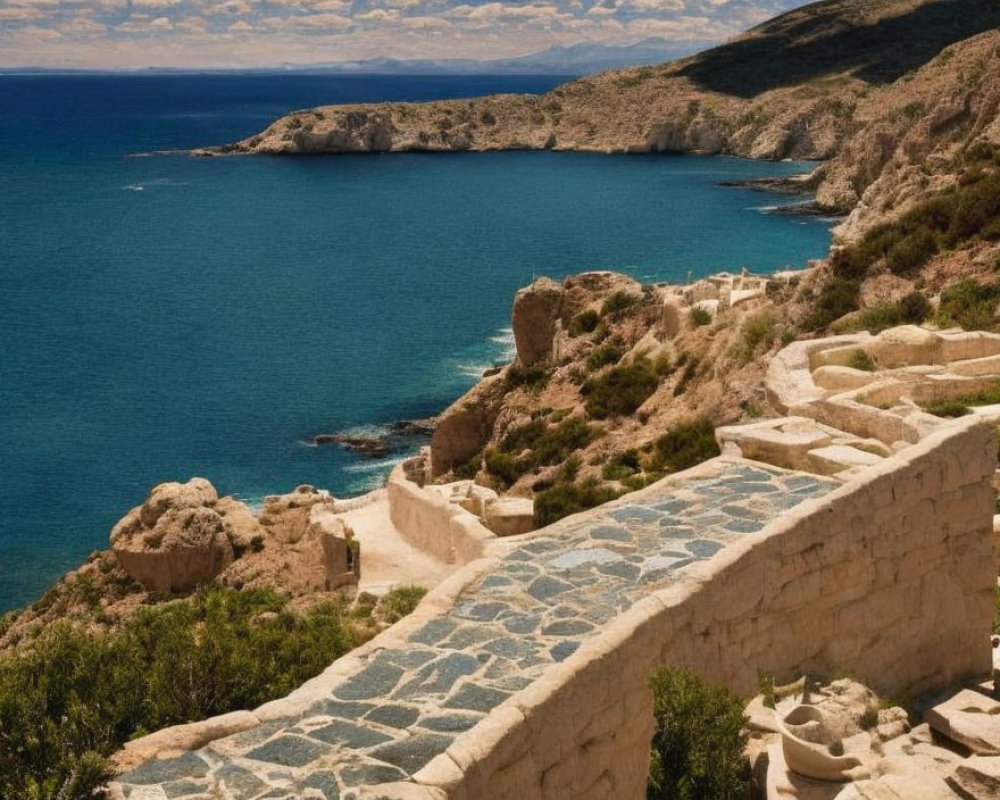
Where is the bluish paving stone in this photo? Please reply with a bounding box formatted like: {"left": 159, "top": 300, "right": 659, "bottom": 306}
{"left": 394, "top": 652, "right": 480, "bottom": 699}
{"left": 541, "top": 620, "right": 593, "bottom": 636}
{"left": 338, "top": 762, "right": 408, "bottom": 787}
{"left": 309, "top": 720, "right": 392, "bottom": 749}
{"left": 419, "top": 713, "right": 482, "bottom": 732}
{"left": 480, "top": 637, "right": 537, "bottom": 659}
{"left": 334, "top": 662, "right": 405, "bottom": 701}
{"left": 454, "top": 601, "right": 508, "bottom": 621}
{"left": 309, "top": 700, "right": 376, "bottom": 720}
{"left": 551, "top": 604, "right": 579, "bottom": 618}
{"left": 163, "top": 779, "right": 209, "bottom": 798}
{"left": 527, "top": 575, "right": 575, "bottom": 601}
{"left": 723, "top": 518, "right": 766, "bottom": 533}
{"left": 121, "top": 752, "right": 210, "bottom": 785}
{"left": 589, "top": 524, "right": 631, "bottom": 541}
{"left": 302, "top": 770, "right": 341, "bottom": 800}
{"left": 379, "top": 648, "right": 436, "bottom": 670}
{"left": 481, "top": 575, "right": 514, "bottom": 588}
{"left": 550, "top": 641, "right": 581, "bottom": 662}
{"left": 445, "top": 683, "right": 510, "bottom": 711}
{"left": 722, "top": 504, "right": 767, "bottom": 520}
{"left": 443, "top": 624, "right": 498, "bottom": 649}
{"left": 686, "top": 539, "right": 723, "bottom": 558}
{"left": 503, "top": 613, "right": 541, "bottom": 634}
{"left": 408, "top": 618, "right": 458, "bottom": 646}
{"left": 365, "top": 704, "right": 421, "bottom": 730}
{"left": 369, "top": 733, "right": 454, "bottom": 775}
{"left": 215, "top": 764, "right": 268, "bottom": 798}
{"left": 245, "top": 735, "right": 331, "bottom": 768}
{"left": 597, "top": 561, "right": 641, "bottom": 580}
{"left": 608, "top": 506, "right": 663, "bottom": 524}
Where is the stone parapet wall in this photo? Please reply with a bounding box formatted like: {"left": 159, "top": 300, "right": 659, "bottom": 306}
{"left": 383, "top": 419, "right": 997, "bottom": 800}
{"left": 387, "top": 465, "right": 496, "bottom": 565}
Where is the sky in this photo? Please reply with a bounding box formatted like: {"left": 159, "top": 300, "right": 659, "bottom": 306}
{"left": 0, "top": 0, "right": 808, "bottom": 69}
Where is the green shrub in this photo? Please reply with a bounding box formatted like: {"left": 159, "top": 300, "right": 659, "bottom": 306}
{"left": 805, "top": 277, "right": 861, "bottom": 331}
{"left": 899, "top": 291, "right": 933, "bottom": 324}
{"left": 689, "top": 307, "right": 712, "bottom": 328}
{"left": 378, "top": 585, "right": 427, "bottom": 624}
{"left": 647, "top": 667, "right": 750, "bottom": 800}
{"left": 587, "top": 343, "right": 626, "bottom": 371}
{"left": 487, "top": 417, "right": 600, "bottom": 487}
{"left": 886, "top": 227, "right": 938, "bottom": 275}
{"left": 480, "top": 110, "right": 496, "bottom": 125}
{"left": 570, "top": 309, "right": 600, "bottom": 336}
{"left": 534, "top": 479, "right": 618, "bottom": 527}
{"left": 484, "top": 448, "right": 525, "bottom": 486}
{"left": 582, "top": 359, "right": 660, "bottom": 419}
{"left": 923, "top": 381, "right": 1000, "bottom": 417}
{"left": 732, "top": 312, "right": 777, "bottom": 364}
{"left": 937, "top": 279, "right": 1000, "bottom": 330}
{"left": 453, "top": 455, "right": 482, "bottom": 480}
{"left": 652, "top": 419, "right": 720, "bottom": 473}
{"left": 855, "top": 303, "right": 903, "bottom": 334}
{"left": 601, "top": 291, "right": 639, "bottom": 318}
{"left": 505, "top": 363, "right": 551, "bottom": 390}
{"left": 602, "top": 449, "right": 642, "bottom": 481}
{"left": 0, "top": 588, "right": 378, "bottom": 800}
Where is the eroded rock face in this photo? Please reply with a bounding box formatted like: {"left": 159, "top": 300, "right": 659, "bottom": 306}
{"left": 258, "top": 485, "right": 334, "bottom": 544}
{"left": 430, "top": 375, "right": 506, "bottom": 477}
{"left": 511, "top": 276, "right": 564, "bottom": 366}
{"left": 110, "top": 478, "right": 235, "bottom": 594}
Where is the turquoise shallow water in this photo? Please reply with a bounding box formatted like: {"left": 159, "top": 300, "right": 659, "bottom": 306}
{"left": 0, "top": 74, "right": 832, "bottom": 611}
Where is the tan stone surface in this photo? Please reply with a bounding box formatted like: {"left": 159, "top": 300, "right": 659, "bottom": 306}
{"left": 926, "top": 690, "right": 1000, "bottom": 755}
{"left": 948, "top": 755, "right": 1000, "bottom": 799}
{"left": 511, "top": 277, "right": 564, "bottom": 367}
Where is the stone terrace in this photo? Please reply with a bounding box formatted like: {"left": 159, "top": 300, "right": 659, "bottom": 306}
{"left": 113, "top": 460, "right": 838, "bottom": 800}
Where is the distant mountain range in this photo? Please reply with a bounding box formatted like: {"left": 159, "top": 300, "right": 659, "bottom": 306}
{"left": 294, "top": 38, "right": 710, "bottom": 75}
{"left": 2, "top": 38, "right": 709, "bottom": 76}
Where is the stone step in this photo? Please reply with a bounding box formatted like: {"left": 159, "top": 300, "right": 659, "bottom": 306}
{"left": 806, "top": 445, "right": 885, "bottom": 476}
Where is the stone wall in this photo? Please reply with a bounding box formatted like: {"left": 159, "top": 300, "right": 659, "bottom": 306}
{"left": 383, "top": 419, "right": 997, "bottom": 800}
{"left": 387, "top": 465, "right": 496, "bottom": 565}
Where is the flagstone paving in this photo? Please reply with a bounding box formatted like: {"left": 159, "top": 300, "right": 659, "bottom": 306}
{"left": 114, "top": 460, "right": 838, "bottom": 800}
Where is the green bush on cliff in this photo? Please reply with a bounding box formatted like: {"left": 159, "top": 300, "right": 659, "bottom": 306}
{"left": 647, "top": 667, "right": 750, "bottom": 800}
{"left": 582, "top": 359, "right": 660, "bottom": 419}
{"left": 937, "top": 279, "right": 1000, "bottom": 330}
{"left": 485, "top": 416, "right": 601, "bottom": 488}
{"left": 533, "top": 478, "right": 618, "bottom": 527}
{"left": 652, "top": 419, "right": 720, "bottom": 474}
{"left": 0, "top": 586, "right": 421, "bottom": 800}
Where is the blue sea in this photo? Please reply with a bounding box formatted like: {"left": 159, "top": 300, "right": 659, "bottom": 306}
{"left": 0, "top": 73, "right": 832, "bottom": 611}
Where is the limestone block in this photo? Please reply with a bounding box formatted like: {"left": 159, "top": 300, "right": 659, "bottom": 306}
{"left": 660, "top": 298, "right": 686, "bottom": 338}
{"left": 813, "top": 366, "right": 881, "bottom": 392}
{"left": 483, "top": 498, "right": 535, "bottom": 536}
{"left": 807, "top": 445, "right": 884, "bottom": 475}
{"left": 948, "top": 755, "right": 1000, "bottom": 799}
{"left": 925, "top": 690, "right": 1000, "bottom": 755}
{"left": 511, "top": 276, "right": 563, "bottom": 366}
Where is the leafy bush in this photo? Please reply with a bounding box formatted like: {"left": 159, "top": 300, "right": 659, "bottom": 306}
{"left": 689, "top": 307, "right": 712, "bottom": 328}
{"left": 923, "top": 381, "right": 1000, "bottom": 417}
{"left": 732, "top": 312, "right": 778, "bottom": 364}
{"left": 486, "top": 417, "right": 600, "bottom": 487}
{"left": 899, "top": 291, "right": 933, "bottom": 324}
{"left": 379, "top": 585, "right": 427, "bottom": 624}
{"left": 885, "top": 227, "right": 938, "bottom": 275}
{"left": 652, "top": 419, "right": 720, "bottom": 473}
{"left": 937, "top": 279, "right": 1000, "bottom": 330}
{"left": 805, "top": 277, "right": 861, "bottom": 331}
{"left": 570, "top": 309, "right": 600, "bottom": 336}
{"left": 601, "top": 291, "right": 639, "bottom": 318}
{"left": 505, "top": 363, "right": 551, "bottom": 390}
{"left": 647, "top": 667, "right": 750, "bottom": 800}
{"left": 587, "top": 342, "right": 626, "bottom": 371}
{"left": 0, "top": 588, "right": 386, "bottom": 800}
{"left": 534, "top": 478, "right": 618, "bottom": 527}
{"left": 582, "top": 359, "right": 660, "bottom": 419}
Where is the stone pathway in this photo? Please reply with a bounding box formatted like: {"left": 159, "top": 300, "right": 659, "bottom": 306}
{"left": 114, "top": 461, "right": 837, "bottom": 800}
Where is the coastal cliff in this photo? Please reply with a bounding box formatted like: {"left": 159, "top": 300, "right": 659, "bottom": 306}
{"left": 201, "top": 0, "right": 1000, "bottom": 230}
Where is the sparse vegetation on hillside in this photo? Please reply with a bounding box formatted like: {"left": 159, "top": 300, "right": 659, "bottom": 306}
{"left": 582, "top": 359, "right": 661, "bottom": 419}
{"left": 485, "top": 416, "right": 602, "bottom": 488}
{"left": 0, "top": 586, "right": 423, "bottom": 800}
